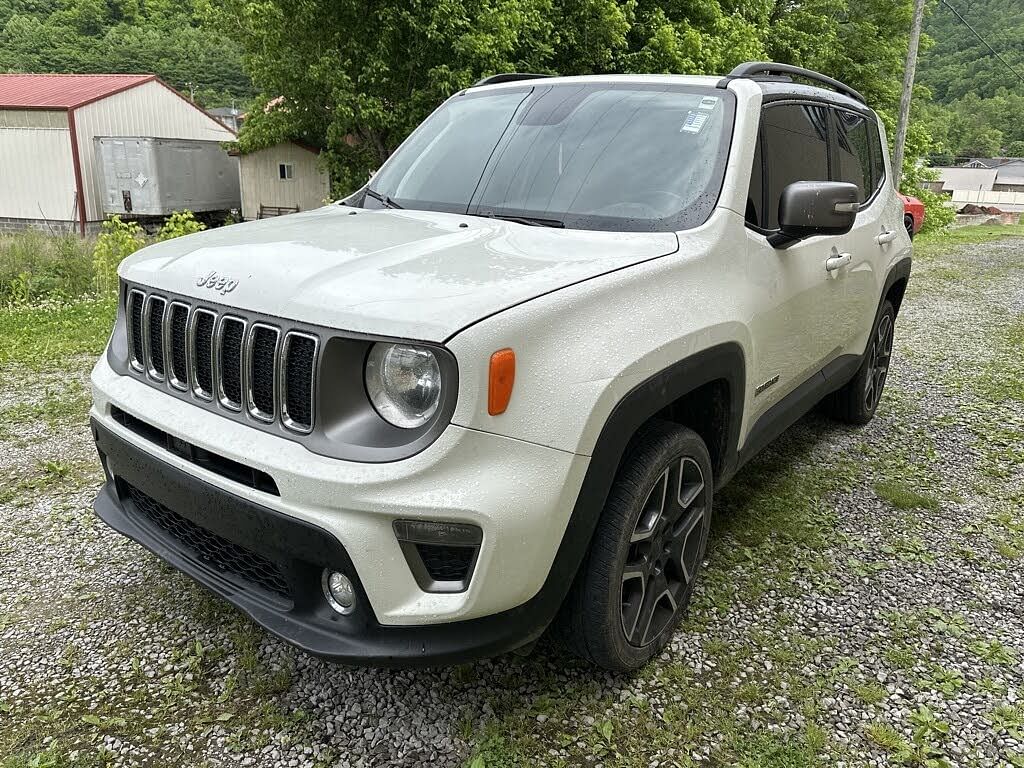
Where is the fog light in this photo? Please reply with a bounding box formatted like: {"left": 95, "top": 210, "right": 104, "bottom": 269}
{"left": 322, "top": 569, "right": 356, "bottom": 615}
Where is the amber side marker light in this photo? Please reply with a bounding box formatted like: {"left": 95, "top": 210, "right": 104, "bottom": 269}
{"left": 488, "top": 348, "right": 516, "bottom": 415}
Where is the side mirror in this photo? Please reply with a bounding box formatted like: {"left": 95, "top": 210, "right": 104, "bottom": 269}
{"left": 768, "top": 181, "right": 859, "bottom": 248}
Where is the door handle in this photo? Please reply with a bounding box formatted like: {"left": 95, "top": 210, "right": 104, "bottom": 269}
{"left": 826, "top": 252, "right": 851, "bottom": 272}
{"left": 876, "top": 230, "right": 897, "bottom": 245}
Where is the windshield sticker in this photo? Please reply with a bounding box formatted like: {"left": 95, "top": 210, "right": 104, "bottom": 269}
{"left": 680, "top": 110, "right": 708, "bottom": 134}
{"left": 699, "top": 96, "right": 719, "bottom": 110}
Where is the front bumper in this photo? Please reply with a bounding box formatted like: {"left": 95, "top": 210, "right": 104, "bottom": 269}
{"left": 93, "top": 419, "right": 566, "bottom": 664}
{"left": 89, "top": 356, "right": 591, "bottom": 664}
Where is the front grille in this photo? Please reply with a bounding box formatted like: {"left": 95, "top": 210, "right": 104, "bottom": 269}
{"left": 191, "top": 310, "right": 215, "bottom": 399}
{"left": 125, "top": 482, "right": 291, "bottom": 601}
{"left": 124, "top": 287, "right": 320, "bottom": 433}
{"left": 217, "top": 317, "right": 245, "bottom": 410}
{"left": 167, "top": 303, "right": 189, "bottom": 390}
{"left": 282, "top": 332, "right": 317, "bottom": 432}
{"left": 247, "top": 325, "right": 278, "bottom": 421}
{"left": 127, "top": 290, "right": 145, "bottom": 371}
{"left": 145, "top": 297, "right": 166, "bottom": 379}
{"left": 417, "top": 544, "right": 476, "bottom": 583}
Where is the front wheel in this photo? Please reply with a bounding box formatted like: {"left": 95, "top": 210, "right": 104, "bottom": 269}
{"left": 828, "top": 299, "right": 895, "bottom": 425}
{"left": 555, "top": 421, "right": 712, "bottom": 672}
{"left": 904, "top": 214, "right": 915, "bottom": 240}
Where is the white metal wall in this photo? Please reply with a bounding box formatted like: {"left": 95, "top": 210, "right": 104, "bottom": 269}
{"left": 0, "top": 120, "right": 77, "bottom": 222}
{"left": 951, "top": 188, "right": 1024, "bottom": 212}
{"left": 75, "top": 80, "right": 236, "bottom": 221}
{"left": 239, "top": 143, "right": 330, "bottom": 220}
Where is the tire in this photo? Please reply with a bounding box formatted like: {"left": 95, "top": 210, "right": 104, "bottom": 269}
{"left": 904, "top": 214, "right": 915, "bottom": 240}
{"left": 554, "top": 421, "right": 713, "bottom": 672}
{"left": 828, "top": 299, "right": 895, "bottom": 425}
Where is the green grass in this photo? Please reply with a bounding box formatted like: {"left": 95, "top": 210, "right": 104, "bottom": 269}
{"left": 976, "top": 316, "right": 1024, "bottom": 402}
{"left": 0, "top": 231, "right": 96, "bottom": 304}
{"left": 0, "top": 298, "right": 116, "bottom": 371}
{"left": 911, "top": 223, "right": 1024, "bottom": 263}
{"left": 851, "top": 681, "right": 887, "bottom": 706}
{"left": 873, "top": 481, "right": 940, "bottom": 511}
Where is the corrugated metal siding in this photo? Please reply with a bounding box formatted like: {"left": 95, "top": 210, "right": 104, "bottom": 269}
{"left": 0, "top": 127, "right": 76, "bottom": 220}
{"left": 0, "top": 109, "right": 68, "bottom": 129}
{"left": 75, "top": 80, "right": 236, "bottom": 220}
{"left": 239, "top": 143, "right": 330, "bottom": 220}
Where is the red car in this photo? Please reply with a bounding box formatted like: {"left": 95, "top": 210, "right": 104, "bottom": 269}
{"left": 898, "top": 193, "right": 925, "bottom": 239}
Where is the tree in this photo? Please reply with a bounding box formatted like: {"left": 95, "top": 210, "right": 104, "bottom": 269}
{"left": 215, "top": 0, "right": 916, "bottom": 193}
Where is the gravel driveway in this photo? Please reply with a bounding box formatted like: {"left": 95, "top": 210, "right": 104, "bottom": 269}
{"left": 2, "top": 234, "right": 1023, "bottom": 768}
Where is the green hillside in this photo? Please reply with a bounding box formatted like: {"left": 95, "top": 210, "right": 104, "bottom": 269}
{"left": 918, "top": 0, "right": 1024, "bottom": 157}
{"left": 0, "top": 0, "right": 252, "bottom": 107}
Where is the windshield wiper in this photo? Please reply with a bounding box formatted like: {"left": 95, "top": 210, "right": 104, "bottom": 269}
{"left": 364, "top": 188, "right": 403, "bottom": 209}
{"left": 476, "top": 212, "right": 564, "bottom": 228}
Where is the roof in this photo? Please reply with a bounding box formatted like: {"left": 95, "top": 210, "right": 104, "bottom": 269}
{"left": 932, "top": 167, "right": 998, "bottom": 192}
{"left": 995, "top": 169, "right": 1024, "bottom": 186}
{"left": 231, "top": 140, "right": 322, "bottom": 157}
{"left": 960, "top": 157, "right": 1024, "bottom": 169}
{"left": 471, "top": 73, "right": 722, "bottom": 91}
{"left": 0, "top": 73, "right": 155, "bottom": 110}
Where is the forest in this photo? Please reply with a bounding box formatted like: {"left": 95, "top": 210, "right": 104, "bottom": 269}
{"left": 917, "top": 0, "right": 1024, "bottom": 160}
{"left": 1, "top": 0, "right": 1022, "bottom": 187}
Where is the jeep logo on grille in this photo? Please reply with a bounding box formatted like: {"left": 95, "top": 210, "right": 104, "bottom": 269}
{"left": 196, "top": 270, "right": 238, "bottom": 295}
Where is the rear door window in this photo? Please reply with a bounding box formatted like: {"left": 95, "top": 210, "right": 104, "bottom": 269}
{"left": 834, "top": 109, "right": 875, "bottom": 202}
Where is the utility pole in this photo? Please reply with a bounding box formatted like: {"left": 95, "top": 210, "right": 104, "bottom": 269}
{"left": 893, "top": 0, "right": 928, "bottom": 184}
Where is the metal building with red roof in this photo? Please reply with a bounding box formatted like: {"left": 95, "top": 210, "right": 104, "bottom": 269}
{"left": 0, "top": 74, "right": 236, "bottom": 234}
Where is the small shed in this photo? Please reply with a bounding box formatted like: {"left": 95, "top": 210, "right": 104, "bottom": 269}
{"left": 238, "top": 142, "right": 330, "bottom": 220}
{"left": 0, "top": 73, "right": 236, "bottom": 234}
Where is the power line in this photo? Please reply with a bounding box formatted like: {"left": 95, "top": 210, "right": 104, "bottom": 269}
{"left": 939, "top": 0, "right": 1024, "bottom": 88}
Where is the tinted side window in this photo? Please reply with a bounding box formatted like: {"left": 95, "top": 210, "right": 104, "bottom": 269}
{"left": 745, "top": 130, "right": 763, "bottom": 227}
{"left": 868, "top": 119, "right": 886, "bottom": 192}
{"left": 834, "top": 110, "right": 873, "bottom": 201}
{"left": 762, "top": 104, "right": 830, "bottom": 229}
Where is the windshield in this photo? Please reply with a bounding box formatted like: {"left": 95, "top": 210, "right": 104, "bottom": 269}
{"left": 365, "top": 82, "right": 735, "bottom": 232}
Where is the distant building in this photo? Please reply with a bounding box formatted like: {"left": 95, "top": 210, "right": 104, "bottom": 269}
{"left": 209, "top": 106, "right": 244, "bottom": 133}
{"left": 957, "top": 157, "right": 1024, "bottom": 170}
{"left": 237, "top": 141, "right": 330, "bottom": 220}
{"left": 0, "top": 73, "right": 236, "bottom": 234}
{"left": 926, "top": 162, "right": 1024, "bottom": 212}
{"left": 924, "top": 167, "right": 999, "bottom": 193}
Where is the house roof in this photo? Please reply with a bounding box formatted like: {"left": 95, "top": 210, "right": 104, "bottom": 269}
{"left": 995, "top": 169, "right": 1024, "bottom": 186}
{"left": 960, "top": 157, "right": 1024, "bottom": 169}
{"left": 0, "top": 73, "right": 156, "bottom": 110}
{"left": 932, "top": 167, "right": 998, "bottom": 192}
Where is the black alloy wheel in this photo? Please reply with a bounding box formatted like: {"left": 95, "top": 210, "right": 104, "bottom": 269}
{"left": 554, "top": 421, "right": 713, "bottom": 672}
{"left": 620, "top": 456, "right": 708, "bottom": 647}
{"left": 827, "top": 299, "right": 896, "bottom": 425}
{"left": 863, "top": 309, "right": 893, "bottom": 414}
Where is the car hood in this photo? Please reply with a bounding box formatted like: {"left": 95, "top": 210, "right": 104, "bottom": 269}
{"left": 119, "top": 206, "right": 679, "bottom": 341}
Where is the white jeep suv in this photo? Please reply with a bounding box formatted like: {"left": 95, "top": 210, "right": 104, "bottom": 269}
{"left": 90, "top": 63, "right": 911, "bottom": 672}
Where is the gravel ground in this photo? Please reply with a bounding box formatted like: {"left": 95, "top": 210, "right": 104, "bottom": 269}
{"left": 2, "top": 236, "right": 1023, "bottom": 767}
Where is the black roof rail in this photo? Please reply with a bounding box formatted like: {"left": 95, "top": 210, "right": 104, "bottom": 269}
{"left": 473, "top": 73, "right": 552, "bottom": 87}
{"left": 719, "top": 61, "right": 866, "bottom": 104}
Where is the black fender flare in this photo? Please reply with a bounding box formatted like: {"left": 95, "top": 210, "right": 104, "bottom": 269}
{"left": 518, "top": 341, "right": 746, "bottom": 633}
{"left": 881, "top": 255, "right": 912, "bottom": 318}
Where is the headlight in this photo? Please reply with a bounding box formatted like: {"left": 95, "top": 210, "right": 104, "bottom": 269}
{"left": 365, "top": 343, "right": 443, "bottom": 428}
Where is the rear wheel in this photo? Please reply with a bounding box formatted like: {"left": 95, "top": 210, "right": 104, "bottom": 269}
{"left": 828, "top": 299, "right": 895, "bottom": 425}
{"left": 904, "top": 214, "right": 915, "bottom": 240}
{"left": 555, "top": 422, "right": 712, "bottom": 672}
